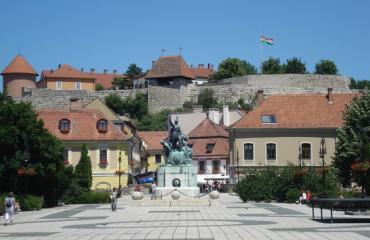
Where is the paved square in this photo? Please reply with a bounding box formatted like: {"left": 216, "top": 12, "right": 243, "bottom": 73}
{"left": 1, "top": 194, "right": 370, "bottom": 239}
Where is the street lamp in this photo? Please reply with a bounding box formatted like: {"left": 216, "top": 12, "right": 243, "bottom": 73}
{"left": 115, "top": 151, "right": 124, "bottom": 191}
{"left": 319, "top": 138, "right": 327, "bottom": 198}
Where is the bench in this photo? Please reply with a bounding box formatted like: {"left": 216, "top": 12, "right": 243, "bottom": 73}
{"left": 311, "top": 198, "right": 370, "bottom": 223}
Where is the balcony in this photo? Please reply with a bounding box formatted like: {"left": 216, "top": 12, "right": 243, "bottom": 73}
{"left": 99, "top": 160, "right": 108, "bottom": 168}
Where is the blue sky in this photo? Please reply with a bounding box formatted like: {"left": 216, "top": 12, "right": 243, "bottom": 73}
{"left": 1, "top": 0, "right": 369, "bottom": 91}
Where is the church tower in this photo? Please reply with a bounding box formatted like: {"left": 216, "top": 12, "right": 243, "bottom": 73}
{"left": 1, "top": 55, "right": 38, "bottom": 97}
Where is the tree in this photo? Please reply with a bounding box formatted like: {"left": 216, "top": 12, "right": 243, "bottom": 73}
{"left": 334, "top": 92, "right": 370, "bottom": 193}
{"left": 0, "top": 93, "right": 73, "bottom": 206}
{"left": 95, "top": 83, "right": 105, "bottom": 91}
{"left": 211, "top": 58, "right": 257, "bottom": 81}
{"left": 74, "top": 143, "right": 92, "bottom": 190}
{"left": 105, "top": 92, "right": 148, "bottom": 119}
{"left": 262, "top": 57, "right": 282, "bottom": 74}
{"left": 197, "top": 88, "right": 218, "bottom": 110}
{"left": 105, "top": 93, "right": 125, "bottom": 114}
{"left": 315, "top": 59, "right": 338, "bottom": 75}
{"left": 282, "top": 57, "right": 307, "bottom": 74}
{"left": 350, "top": 78, "right": 370, "bottom": 89}
{"left": 126, "top": 63, "right": 143, "bottom": 79}
{"left": 112, "top": 76, "right": 132, "bottom": 89}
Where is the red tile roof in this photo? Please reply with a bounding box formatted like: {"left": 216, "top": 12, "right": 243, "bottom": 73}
{"left": 188, "top": 118, "right": 228, "bottom": 138}
{"left": 232, "top": 93, "right": 359, "bottom": 129}
{"left": 190, "top": 67, "right": 214, "bottom": 79}
{"left": 188, "top": 119, "right": 229, "bottom": 158}
{"left": 37, "top": 109, "right": 127, "bottom": 141}
{"left": 41, "top": 64, "right": 94, "bottom": 79}
{"left": 145, "top": 56, "right": 196, "bottom": 80}
{"left": 91, "top": 72, "right": 127, "bottom": 89}
{"left": 1, "top": 55, "right": 38, "bottom": 75}
{"left": 137, "top": 131, "right": 168, "bottom": 151}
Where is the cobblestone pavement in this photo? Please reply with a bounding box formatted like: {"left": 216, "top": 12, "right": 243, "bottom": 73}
{"left": 1, "top": 193, "right": 370, "bottom": 240}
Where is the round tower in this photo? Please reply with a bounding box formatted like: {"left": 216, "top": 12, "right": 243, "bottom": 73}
{"left": 1, "top": 55, "right": 38, "bottom": 98}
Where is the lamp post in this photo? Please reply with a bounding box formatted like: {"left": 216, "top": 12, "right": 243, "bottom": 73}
{"left": 116, "top": 151, "right": 124, "bottom": 191}
{"left": 319, "top": 138, "right": 327, "bottom": 198}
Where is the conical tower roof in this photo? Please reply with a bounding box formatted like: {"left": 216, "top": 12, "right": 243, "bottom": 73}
{"left": 1, "top": 55, "right": 38, "bottom": 75}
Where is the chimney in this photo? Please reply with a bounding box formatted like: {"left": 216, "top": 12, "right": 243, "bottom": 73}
{"left": 208, "top": 63, "right": 211, "bottom": 69}
{"left": 70, "top": 97, "right": 82, "bottom": 111}
{"left": 58, "top": 64, "right": 62, "bottom": 69}
{"left": 208, "top": 108, "right": 220, "bottom": 124}
{"left": 327, "top": 88, "right": 333, "bottom": 103}
{"left": 152, "top": 60, "right": 155, "bottom": 67}
{"left": 223, "top": 105, "right": 230, "bottom": 127}
{"left": 199, "top": 64, "right": 204, "bottom": 68}
{"left": 91, "top": 68, "right": 95, "bottom": 73}
{"left": 256, "top": 90, "right": 264, "bottom": 107}
{"left": 80, "top": 68, "right": 84, "bottom": 72}
{"left": 113, "top": 69, "right": 117, "bottom": 74}
{"left": 104, "top": 69, "right": 108, "bottom": 74}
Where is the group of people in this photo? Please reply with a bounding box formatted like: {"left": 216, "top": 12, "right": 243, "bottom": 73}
{"left": 297, "top": 190, "right": 312, "bottom": 204}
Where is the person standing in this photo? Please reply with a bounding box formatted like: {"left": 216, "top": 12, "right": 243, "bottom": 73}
{"left": 111, "top": 188, "right": 117, "bottom": 211}
{"left": 4, "top": 192, "right": 15, "bottom": 226}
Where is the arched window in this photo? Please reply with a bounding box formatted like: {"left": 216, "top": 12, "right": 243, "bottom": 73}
{"left": 59, "top": 119, "right": 70, "bottom": 133}
{"left": 97, "top": 119, "right": 108, "bottom": 133}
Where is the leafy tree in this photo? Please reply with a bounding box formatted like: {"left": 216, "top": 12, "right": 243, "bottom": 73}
{"left": 0, "top": 93, "right": 73, "bottom": 206}
{"left": 350, "top": 78, "right": 370, "bottom": 89}
{"left": 282, "top": 57, "right": 307, "bottom": 74}
{"left": 95, "top": 83, "right": 105, "bottom": 91}
{"left": 74, "top": 143, "right": 92, "bottom": 190}
{"left": 112, "top": 76, "right": 132, "bottom": 89}
{"left": 262, "top": 57, "right": 282, "bottom": 74}
{"left": 315, "top": 59, "right": 338, "bottom": 75}
{"left": 334, "top": 92, "right": 370, "bottom": 193}
{"left": 126, "top": 63, "right": 143, "bottom": 79}
{"left": 105, "top": 92, "right": 148, "bottom": 119}
{"left": 197, "top": 88, "right": 218, "bottom": 110}
{"left": 211, "top": 58, "right": 257, "bottom": 81}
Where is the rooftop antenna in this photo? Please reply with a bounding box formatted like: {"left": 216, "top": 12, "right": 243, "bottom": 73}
{"left": 179, "top": 47, "right": 183, "bottom": 56}
{"left": 161, "top": 49, "right": 166, "bottom": 56}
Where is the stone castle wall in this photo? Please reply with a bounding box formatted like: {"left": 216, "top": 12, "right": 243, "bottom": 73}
{"left": 17, "top": 74, "right": 354, "bottom": 112}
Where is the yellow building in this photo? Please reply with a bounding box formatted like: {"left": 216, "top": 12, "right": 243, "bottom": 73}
{"left": 37, "top": 107, "right": 130, "bottom": 190}
{"left": 37, "top": 64, "right": 95, "bottom": 91}
{"left": 137, "top": 131, "right": 167, "bottom": 172}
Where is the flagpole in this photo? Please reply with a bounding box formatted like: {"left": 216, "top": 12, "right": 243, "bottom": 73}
{"left": 260, "top": 36, "right": 263, "bottom": 75}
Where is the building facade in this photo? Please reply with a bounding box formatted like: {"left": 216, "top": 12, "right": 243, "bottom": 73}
{"left": 229, "top": 89, "right": 359, "bottom": 177}
{"left": 137, "top": 131, "right": 167, "bottom": 172}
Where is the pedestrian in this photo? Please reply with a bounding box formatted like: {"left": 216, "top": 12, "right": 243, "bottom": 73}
{"left": 110, "top": 187, "right": 117, "bottom": 212}
{"left": 4, "top": 192, "right": 16, "bottom": 226}
{"left": 151, "top": 182, "right": 156, "bottom": 200}
{"left": 298, "top": 190, "right": 307, "bottom": 204}
{"left": 306, "top": 190, "right": 312, "bottom": 202}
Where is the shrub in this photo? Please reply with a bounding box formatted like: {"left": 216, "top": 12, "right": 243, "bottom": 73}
{"left": 18, "top": 195, "right": 43, "bottom": 211}
{"left": 286, "top": 189, "right": 300, "bottom": 203}
{"left": 77, "top": 191, "right": 110, "bottom": 204}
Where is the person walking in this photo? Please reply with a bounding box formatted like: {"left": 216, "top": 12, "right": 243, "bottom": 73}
{"left": 111, "top": 188, "right": 118, "bottom": 211}
{"left": 4, "top": 192, "right": 16, "bottom": 226}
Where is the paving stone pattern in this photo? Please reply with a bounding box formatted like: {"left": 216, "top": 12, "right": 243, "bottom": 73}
{"left": 1, "top": 194, "right": 370, "bottom": 239}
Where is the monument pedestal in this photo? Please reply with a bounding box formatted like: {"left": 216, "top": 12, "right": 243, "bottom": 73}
{"left": 156, "top": 165, "right": 199, "bottom": 199}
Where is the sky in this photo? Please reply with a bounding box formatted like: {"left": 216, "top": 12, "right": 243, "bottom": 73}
{"left": 1, "top": 0, "right": 370, "bottom": 91}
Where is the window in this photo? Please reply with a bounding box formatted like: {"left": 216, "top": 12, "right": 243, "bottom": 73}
{"left": 99, "top": 149, "right": 107, "bottom": 166}
{"left": 199, "top": 161, "right": 205, "bottom": 174}
{"left": 206, "top": 143, "right": 215, "bottom": 153}
{"left": 63, "top": 149, "right": 69, "bottom": 164}
{"left": 244, "top": 143, "right": 254, "bottom": 160}
{"left": 56, "top": 81, "right": 62, "bottom": 90}
{"left": 59, "top": 119, "right": 70, "bottom": 133}
{"left": 155, "top": 154, "right": 161, "bottom": 164}
{"left": 97, "top": 119, "right": 108, "bottom": 133}
{"left": 75, "top": 82, "right": 81, "bottom": 90}
{"left": 213, "top": 161, "right": 220, "bottom": 174}
{"left": 266, "top": 143, "right": 276, "bottom": 161}
{"left": 261, "top": 115, "right": 277, "bottom": 123}
{"left": 301, "top": 143, "right": 311, "bottom": 159}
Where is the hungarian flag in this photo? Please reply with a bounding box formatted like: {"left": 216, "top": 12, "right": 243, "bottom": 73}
{"left": 260, "top": 36, "right": 273, "bottom": 45}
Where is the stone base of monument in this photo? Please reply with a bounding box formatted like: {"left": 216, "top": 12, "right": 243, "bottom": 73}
{"left": 154, "top": 187, "right": 200, "bottom": 200}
